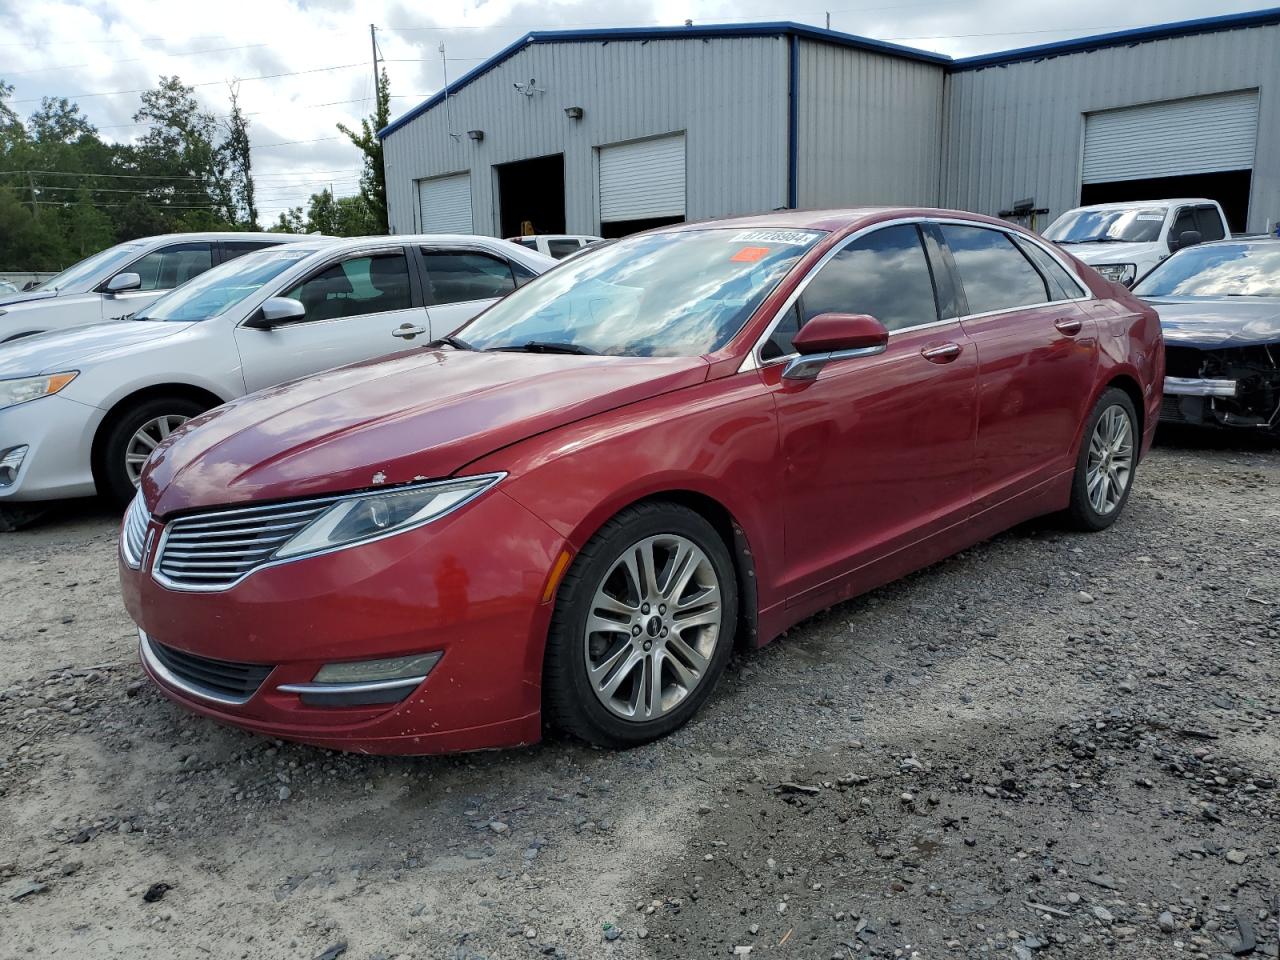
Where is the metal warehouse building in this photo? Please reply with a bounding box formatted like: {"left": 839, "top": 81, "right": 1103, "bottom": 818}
{"left": 379, "top": 8, "right": 1280, "bottom": 239}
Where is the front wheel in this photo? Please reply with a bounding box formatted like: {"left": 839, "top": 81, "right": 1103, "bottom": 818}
{"left": 99, "top": 397, "right": 207, "bottom": 507}
{"left": 542, "top": 502, "right": 738, "bottom": 748}
{"left": 1065, "top": 387, "right": 1138, "bottom": 531}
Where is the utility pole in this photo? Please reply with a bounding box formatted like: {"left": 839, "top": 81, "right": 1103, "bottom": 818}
{"left": 370, "top": 24, "right": 379, "bottom": 92}
{"left": 27, "top": 171, "right": 38, "bottom": 219}
{"left": 825, "top": 11, "right": 831, "bottom": 30}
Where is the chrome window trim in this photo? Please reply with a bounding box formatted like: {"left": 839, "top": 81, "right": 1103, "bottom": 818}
{"left": 740, "top": 216, "right": 1094, "bottom": 373}
{"left": 151, "top": 473, "right": 505, "bottom": 594}
{"left": 138, "top": 629, "right": 258, "bottom": 707}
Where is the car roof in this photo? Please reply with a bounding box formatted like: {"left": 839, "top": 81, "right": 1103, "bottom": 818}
{"left": 136, "top": 231, "right": 324, "bottom": 243}
{"left": 1067, "top": 199, "right": 1217, "bottom": 212}
{"left": 662, "top": 206, "right": 1023, "bottom": 234}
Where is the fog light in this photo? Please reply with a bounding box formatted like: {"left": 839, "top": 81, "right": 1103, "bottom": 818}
{"left": 0, "top": 445, "right": 28, "bottom": 487}
{"left": 277, "top": 651, "right": 442, "bottom": 707}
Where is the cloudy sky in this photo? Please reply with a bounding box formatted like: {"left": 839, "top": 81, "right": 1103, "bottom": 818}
{"left": 0, "top": 0, "right": 1262, "bottom": 224}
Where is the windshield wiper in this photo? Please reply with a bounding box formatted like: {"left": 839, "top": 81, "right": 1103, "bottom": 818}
{"left": 427, "top": 334, "right": 473, "bottom": 350}
{"left": 490, "top": 341, "right": 598, "bottom": 355}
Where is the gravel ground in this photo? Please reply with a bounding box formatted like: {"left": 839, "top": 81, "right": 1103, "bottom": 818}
{"left": 1, "top": 431, "right": 1278, "bottom": 960}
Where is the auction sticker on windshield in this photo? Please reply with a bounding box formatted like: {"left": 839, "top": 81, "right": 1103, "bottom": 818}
{"left": 731, "top": 229, "right": 823, "bottom": 245}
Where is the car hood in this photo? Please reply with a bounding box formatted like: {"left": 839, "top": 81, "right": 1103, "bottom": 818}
{"left": 143, "top": 348, "right": 710, "bottom": 516}
{"left": 1058, "top": 241, "right": 1160, "bottom": 266}
{"left": 0, "top": 320, "right": 193, "bottom": 377}
{"left": 1144, "top": 297, "right": 1280, "bottom": 349}
{"left": 0, "top": 289, "right": 58, "bottom": 307}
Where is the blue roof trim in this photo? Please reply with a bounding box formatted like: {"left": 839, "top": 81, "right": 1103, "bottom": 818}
{"left": 952, "top": 6, "right": 1280, "bottom": 70}
{"left": 377, "top": 21, "right": 949, "bottom": 139}
{"left": 378, "top": 7, "right": 1280, "bottom": 138}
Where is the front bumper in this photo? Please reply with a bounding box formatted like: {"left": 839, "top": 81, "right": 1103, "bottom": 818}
{"left": 0, "top": 394, "right": 103, "bottom": 502}
{"left": 1161, "top": 345, "right": 1280, "bottom": 430}
{"left": 121, "top": 489, "right": 568, "bottom": 755}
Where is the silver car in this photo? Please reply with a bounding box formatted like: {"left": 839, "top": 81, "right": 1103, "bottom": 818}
{"left": 0, "top": 232, "right": 315, "bottom": 343}
{"left": 0, "top": 235, "right": 554, "bottom": 528}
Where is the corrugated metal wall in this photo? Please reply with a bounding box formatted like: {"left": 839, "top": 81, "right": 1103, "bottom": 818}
{"left": 796, "top": 40, "right": 945, "bottom": 208}
{"left": 383, "top": 36, "right": 790, "bottom": 236}
{"left": 941, "top": 24, "right": 1280, "bottom": 232}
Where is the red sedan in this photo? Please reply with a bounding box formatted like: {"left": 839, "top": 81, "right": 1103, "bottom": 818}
{"left": 119, "top": 209, "right": 1163, "bottom": 754}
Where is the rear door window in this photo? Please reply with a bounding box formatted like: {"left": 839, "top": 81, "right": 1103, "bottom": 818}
{"left": 1013, "top": 238, "right": 1084, "bottom": 301}
{"left": 547, "top": 239, "right": 583, "bottom": 259}
{"left": 221, "top": 240, "right": 282, "bottom": 263}
{"left": 939, "top": 225, "right": 1049, "bottom": 315}
{"left": 421, "top": 250, "right": 517, "bottom": 305}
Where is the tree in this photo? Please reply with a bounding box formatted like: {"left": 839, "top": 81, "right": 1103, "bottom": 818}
{"left": 271, "top": 206, "right": 306, "bottom": 233}
{"left": 337, "top": 67, "right": 389, "bottom": 234}
{"left": 28, "top": 97, "right": 97, "bottom": 144}
{"left": 132, "top": 76, "right": 221, "bottom": 227}
{"left": 221, "top": 83, "right": 258, "bottom": 228}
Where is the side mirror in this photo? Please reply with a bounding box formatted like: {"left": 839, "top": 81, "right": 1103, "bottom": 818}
{"left": 245, "top": 297, "right": 306, "bottom": 329}
{"left": 1170, "top": 229, "right": 1202, "bottom": 252}
{"left": 105, "top": 272, "right": 141, "bottom": 294}
{"left": 783, "top": 313, "right": 889, "bottom": 381}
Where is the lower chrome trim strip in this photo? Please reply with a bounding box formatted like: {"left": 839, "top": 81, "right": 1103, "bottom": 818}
{"left": 138, "top": 629, "right": 257, "bottom": 707}
{"left": 276, "top": 676, "right": 427, "bottom": 695}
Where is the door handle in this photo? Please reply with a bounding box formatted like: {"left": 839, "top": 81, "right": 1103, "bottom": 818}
{"left": 392, "top": 323, "right": 427, "bottom": 339}
{"left": 1054, "top": 317, "right": 1083, "bottom": 336}
{"left": 920, "top": 342, "right": 963, "bottom": 364}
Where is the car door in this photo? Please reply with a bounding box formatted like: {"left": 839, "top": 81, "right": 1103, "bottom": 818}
{"left": 101, "top": 241, "right": 216, "bottom": 321}
{"left": 937, "top": 222, "right": 1098, "bottom": 511}
{"left": 234, "top": 247, "right": 428, "bottom": 393}
{"left": 416, "top": 246, "right": 524, "bottom": 336}
{"left": 757, "top": 222, "right": 978, "bottom": 607}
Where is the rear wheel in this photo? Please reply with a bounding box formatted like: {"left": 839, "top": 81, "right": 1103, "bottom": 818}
{"left": 99, "top": 397, "right": 207, "bottom": 507}
{"left": 1065, "top": 387, "right": 1138, "bottom": 531}
{"left": 543, "top": 502, "right": 737, "bottom": 748}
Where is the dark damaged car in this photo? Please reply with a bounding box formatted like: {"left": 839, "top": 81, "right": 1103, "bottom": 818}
{"left": 1133, "top": 238, "right": 1280, "bottom": 433}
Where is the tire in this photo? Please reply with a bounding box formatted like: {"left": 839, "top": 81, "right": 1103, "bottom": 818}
{"left": 1065, "top": 387, "right": 1139, "bottom": 532}
{"left": 99, "top": 396, "right": 208, "bottom": 508}
{"left": 543, "top": 501, "right": 738, "bottom": 748}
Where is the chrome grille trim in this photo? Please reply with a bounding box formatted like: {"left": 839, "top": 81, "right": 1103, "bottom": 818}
{"left": 154, "top": 495, "right": 340, "bottom": 591}
{"left": 121, "top": 492, "right": 151, "bottom": 569}
{"left": 139, "top": 630, "right": 273, "bottom": 706}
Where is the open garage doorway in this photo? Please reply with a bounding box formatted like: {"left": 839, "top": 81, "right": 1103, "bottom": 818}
{"left": 1081, "top": 170, "right": 1252, "bottom": 233}
{"left": 496, "top": 154, "right": 566, "bottom": 239}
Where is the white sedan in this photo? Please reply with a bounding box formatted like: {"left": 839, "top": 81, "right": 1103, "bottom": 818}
{"left": 0, "top": 235, "right": 554, "bottom": 524}
{"left": 0, "top": 232, "right": 315, "bottom": 342}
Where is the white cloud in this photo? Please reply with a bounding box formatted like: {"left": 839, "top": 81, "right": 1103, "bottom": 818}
{"left": 2, "top": 0, "right": 1262, "bottom": 224}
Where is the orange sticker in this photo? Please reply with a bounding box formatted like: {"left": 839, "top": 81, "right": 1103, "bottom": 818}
{"left": 731, "top": 246, "right": 769, "bottom": 263}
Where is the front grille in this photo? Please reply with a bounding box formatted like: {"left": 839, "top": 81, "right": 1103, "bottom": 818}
{"left": 121, "top": 493, "right": 151, "bottom": 568}
{"left": 155, "top": 495, "right": 340, "bottom": 590}
{"left": 149, "top": 638, "right": 273, "bottom": 702}
{"left": 1160, "top": 395, "right": 1188, "bottom": 423}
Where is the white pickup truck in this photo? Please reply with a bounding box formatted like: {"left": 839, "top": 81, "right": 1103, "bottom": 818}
{"left": 1042, "top": 198, "right": 1230, "bottom": 287}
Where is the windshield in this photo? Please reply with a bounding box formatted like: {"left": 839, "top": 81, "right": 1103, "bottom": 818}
{"left": 1133, "top": 243, "right": 1280, "bottom": 298}
{"left": 135, "top": 247, "right": 319, "bottom": 322}
{"left": 1043, "top": 207, "right": 1167, "bottom": 244}
{"left": 35, "top": 241, "right": 147, "bottom": 292}
{"left": 459, "top": 227, "right": 824, "bottom": 356}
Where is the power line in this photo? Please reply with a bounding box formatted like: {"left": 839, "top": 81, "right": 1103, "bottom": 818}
{"left": 0, "top": 168, "right": 362, "bottom": 182}
{"left": 2, "top": 42, "right": 272, "bottom": 77}
{"left": 8, "top": 62, "right": 369, "bottom": 105}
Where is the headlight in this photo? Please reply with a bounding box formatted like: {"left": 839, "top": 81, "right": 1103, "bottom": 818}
{"left": 273, "top": 473, "right": 504, "bottom": 560}
{"left": 1093, "top": 263, "right": 1136, "bottom": 286}
{"left": 0, "top": 372, "right": 78, "bottom": 410}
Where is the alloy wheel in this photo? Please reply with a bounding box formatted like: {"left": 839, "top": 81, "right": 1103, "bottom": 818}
{"left": 124, "top": 415, "right": 188, "bottom": 487}
{"left": 1085, "top": 404, "right": 1134, "bottom": 516}
{"left": 584, "top": 534, "right": 723, "bottom": 722}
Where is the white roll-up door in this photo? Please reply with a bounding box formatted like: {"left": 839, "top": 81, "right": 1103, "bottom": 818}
{"left": 598, "top": 134, "right": 686, "bottom": 222}
{"left": 418, "top": 173, "right": 473, "bottom": 234}
{"left": 1083, "top": 90, "right": 1259, "bottom": 184}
